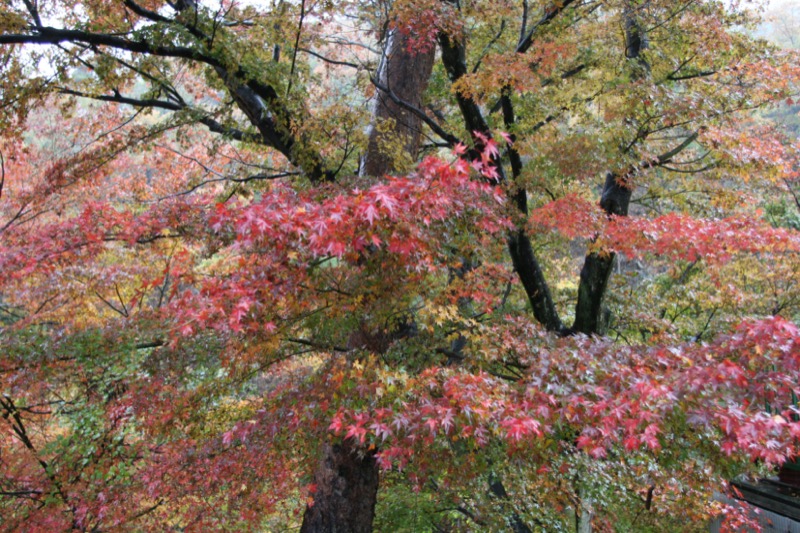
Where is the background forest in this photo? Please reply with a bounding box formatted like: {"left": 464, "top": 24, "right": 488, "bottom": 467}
{"left": 1, "top": 0, "right": 800, "bottom": 531}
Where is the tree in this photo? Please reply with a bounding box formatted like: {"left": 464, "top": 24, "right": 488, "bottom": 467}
{"left": 1, "top": 0, "right": 800, "bottom": 531}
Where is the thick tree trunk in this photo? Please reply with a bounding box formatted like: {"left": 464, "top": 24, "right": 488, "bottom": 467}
{"left": 361, "top": 31, "right": 436, "bottom": 177}
{"left": 571, "top": 6, "right": 647, "bottom": 335}
{"left": 572, "top": 171, "right": 632, "bottom": 335}
{"left": 302, "top": 28, "right": 433, "bottom": 533}
{"left": 489, "top": 475, "right": 533, "bottom": 533}
{"left": 300, "top": 441, "right": 379, "bottom": 533}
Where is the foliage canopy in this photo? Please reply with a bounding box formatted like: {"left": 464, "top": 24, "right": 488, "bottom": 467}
{"left": 1, "top": 0, "right": 800, "bottom": 531}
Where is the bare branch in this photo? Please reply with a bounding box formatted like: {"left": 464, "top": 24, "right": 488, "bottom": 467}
{"left": 94, "top": 289, "right": 129, "bottom": 317}
{"left": 285, "top": 337, "right": 351, "bottom": 353}
{"left": 286, "top": 0, "right": 306, "bottom": 97}
{"left": 299, "top": 47, "right": 361, "bottom": 69}
{"left": 0, "top": 26, "right": 222, "bottom": 68}
{"left": 785, "top": 178, "right": 800, "bottom": 213}
{"left": 21, "top": 0, "right": 43, "bottom": 28}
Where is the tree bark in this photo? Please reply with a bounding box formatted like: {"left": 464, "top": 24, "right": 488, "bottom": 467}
{"left": 136, "top": 0, "right": 335, "bottom": 182}
{"left": 508, "top": 224, "right": 565, "bottom": 333}
{"left": 571, "top": 171, "right": 632, "bottom": 335}
{"left": 571, "top": 5, "right": 647, "bottom": 335}
{"left": 361, "top": 31, "right": 436, "bottom": 177}
{"left": 576, "top": 491, "right": 594, "bottom": 533}
{"left": 301, "top": 27, "right": 434, "bottom": 533}
{"left": 489, "top": 475, "right": 533, "bottom": 533}
{"left": 300, "top": 441, "right": 379, "bottom": 533}
{"left": 438, "top": 31, "right": 565, "bottom": 334}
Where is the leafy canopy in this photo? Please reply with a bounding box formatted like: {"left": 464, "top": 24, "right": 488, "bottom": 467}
{"left": 1, "top": 0, "right": 800, "bottom": 531}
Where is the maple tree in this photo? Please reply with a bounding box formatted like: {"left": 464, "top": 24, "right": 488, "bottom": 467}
{"left": 1, "top": 0, "right": 800, "bottom": 531}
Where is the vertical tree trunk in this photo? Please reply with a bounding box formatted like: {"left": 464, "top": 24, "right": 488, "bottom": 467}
{"left": 571, "top": 5, "right": 648, "bottom": 335}
{"left": 439, "top": 30, "right": 566, "bottom": 334}
{"left": 361, "top": 31, "right": 436, "bottom": 177}
{"left": 302, "top": 28, "right": 434, "bottom": 533}
{"left": 572, "top": 171, "right": 632, "bottom": 335}
{"left": 576, "top": 494, "right": 594, "bottom": 533}
{"left": 508, "top": 224, "right": 565, "bottom": 333}
{"left": 489, "top": 475, "right": 533, "bottom": 533}
{"left": 300, "top": 442, "right": 379, "bottom": 533}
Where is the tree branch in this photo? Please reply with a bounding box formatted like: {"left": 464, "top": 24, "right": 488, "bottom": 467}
{"left": 2, "top": 10, "right": 334, "bottom": 181}
{"left": 0, "top": 26, "right": 222, "bottom": 67}
{"left": 286, "top": 0, "right": 306, "bottom": 97}
{"left": 370, "top": 77, "right": 461, "bottom": 147}
{"left": 439, "top": 30, "right": 564, "bottom": 333}
{"left": 299, "top": 47, "right": 361, "bottom": 69}
{"left": 516, "top": 0, "right": 578, "bottom": 54}
{"left": 285, "top": 337, "right": 351, "bottom": 353}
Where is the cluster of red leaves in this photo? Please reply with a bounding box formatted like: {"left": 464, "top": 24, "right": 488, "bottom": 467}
{"left": 328, "top": 369, "right": 551, "bottom": 471}
{"left": 528, "top": 194, "right": 800, "bottom": 262}
{"left": 0, "top": 197, "right": 207, "bottom": 287}
{"left": 0, "top": 346, "right": 338, "bottom": 532}
{"left": 0, "top": 148, "right": 513, "bottom": 528}
{"left": 702, "top": 125, "right": 799, "bottom": 172}
{"left": 121, "top": 356, "right": 389, "bottom": 530}
{"left": 2, "top": 122, "right": 799, "bottom": 530}
{"left": 232, "top": 156, "right": 505, "bottom": 257}
{"left": 328, "top": 316, "right": 800, "bottom": 469}
{"left": 174, "top": 156, "right": 508, "bottom": 335}
{"left": 393, "top": 0, "right": 461, "bottom": 54}
{"left": 1, "top": 148, "right": 510, "bottom": 336}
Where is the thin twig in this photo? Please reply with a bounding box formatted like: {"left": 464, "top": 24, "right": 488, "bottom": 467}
{"left": 286, "top": 0, "right": 306, "bottom": 97}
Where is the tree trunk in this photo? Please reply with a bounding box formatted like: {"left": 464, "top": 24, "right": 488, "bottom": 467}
{"left": 300, "top": 441, "right": 379, "bottom": 533}
{"left": 489, "top": 475, "right": 533, "bottom": 533}
{"left": 574, "top": 481, "right": 595, "bottom": 533}
{"left": 361, "top": 31, "right": 436, "bottom": 177}
{"left": 508, "top": 225, "right": 565, "bottom": 333}
{"left": 439, "top": 31, "right": 565, "bottom": 335}
{"left": 572, "top": 171, "right": 632, "bottom": 335}
{"left": 576, "top": 495, "right": 594, "bottom": 533}
{"left": 302, "top": 28, "right": 433, "bottom": 533}
{"left": 571, "top": 6, "right": 647, "bottom": 335}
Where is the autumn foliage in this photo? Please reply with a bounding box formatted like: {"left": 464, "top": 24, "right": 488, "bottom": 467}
{"left": 1, "top": 0, "right": 800, "bottom": 531}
